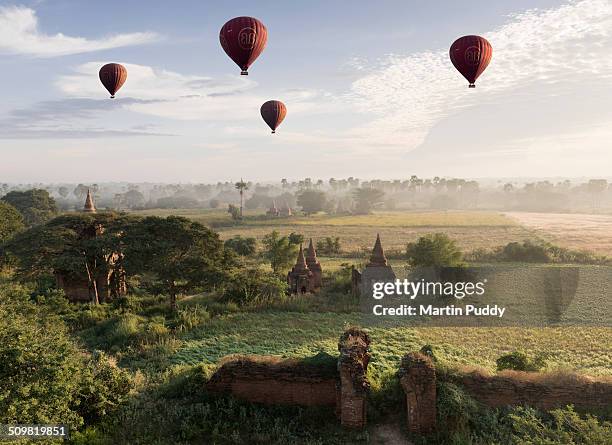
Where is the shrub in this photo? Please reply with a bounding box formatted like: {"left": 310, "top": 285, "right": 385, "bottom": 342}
{"left": 221, "top": 268, "right": 287, "bottom": 305}
{"left": 502, "top": 240, "right": 550, "bottom": 263}
{"left": 496, "top": 351, "right": 547, "bottom": 372}
{"left": 224, "top": 235, "right": 257, "bottom": 256}
{"left": 406, "top": 233, "right": 463, "bottom": 267}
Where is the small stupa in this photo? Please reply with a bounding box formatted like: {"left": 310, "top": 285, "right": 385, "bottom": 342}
{"left": 83, "top": 189, "right": 97, "bottom": 213}
{"left": 356, "top": 234, "right": 396, "bottom": 298}
{"left": 287, "top": 244, "right": 315, "bottom": 294}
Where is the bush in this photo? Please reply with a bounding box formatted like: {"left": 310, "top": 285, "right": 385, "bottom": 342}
{"left": 316, "top": 237, "right": 341, "bottom": 255}
{"left": 496, "top": 351, "right": 547, "bottom": 372}
{"left": 224, "top": 235, "right": 257, "bottom": 256}
{"left": 406, "top": 233, "right": 463, "bottom": 267}
{"left": 221, "top": 268, "right": 287, "bottom": 305}
{"left": 502, "top": 240, "right": 550, "bottom": 263}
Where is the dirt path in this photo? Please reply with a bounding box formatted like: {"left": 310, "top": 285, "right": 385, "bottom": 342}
{"left": 370, "top": 422, "right": 413, "bottom": 445}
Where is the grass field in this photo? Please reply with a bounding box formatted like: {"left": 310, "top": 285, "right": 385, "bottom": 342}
{"left": 132, "top": 209, "right": 533, "bottom": 254}
{"left": 508, "top": 212, "right": 612, "bottom": 256}
{"left": 126, "top": 208, "right": 611, "bottom": 380}
{"left": 170, "top": 310, "right": 612, "bottom": 377}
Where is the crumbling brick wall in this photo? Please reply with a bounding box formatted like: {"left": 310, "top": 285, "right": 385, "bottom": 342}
{"left": 206, "top": 355, "right": 338, "bottom": 407}
{"left": 337, "top": 327, "right": 371, "bottom": 428}
{"left": 399, "top": 352, "right": 437, "bottom": 434}
{"left": 455, "top": 370, "right": 612, "bottom": 412}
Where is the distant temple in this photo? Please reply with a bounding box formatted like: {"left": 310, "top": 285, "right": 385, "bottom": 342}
{"left": 56, "top": 191, "right": 127, "bottom": 302}
{"left": 287, "top": 241, "right": 322, "bottom": 294}
{"left": 351, "top": 234, "right": 396, "bottom": 297}
{"left": 266, "top": 199, "right": 293, "bottom": 217}
{"left": 83, "top": 189, "right": 96, "bottom": 213}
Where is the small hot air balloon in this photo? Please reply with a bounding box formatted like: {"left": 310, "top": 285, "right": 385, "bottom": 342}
{"left": 99, "top": 63, "right": 127, "bottom": 98}
{"left": 260, "top": 100, "right": 286, "bottom": 134}
{"left": 449, "top": 35, "right": 492, "bottom": 88}
{"left": 220, "top": 16, "right": 267, "bottom": 75}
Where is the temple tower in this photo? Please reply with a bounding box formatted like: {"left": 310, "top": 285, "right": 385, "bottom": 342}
{"left": 83, "top": 189, "right": 97, "bottom": 213}
{"left": 306, "top": 238, "right": 322, "bottom": 289}
{"left": 287, "top": 244, "right": 314, "bottom": 294}
{"left": 358, "top": 234, "right": 396, "bottom": 298}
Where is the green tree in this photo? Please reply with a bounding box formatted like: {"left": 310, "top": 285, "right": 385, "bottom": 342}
{"left": 227, "top": 204, "right": 241, "bottom": 220}
{"left": 297, "top": 190, "right": 327, "bottom": 215}
{"left": 0, "top": 293, "right": 132, "bottom": 430}
{"left": 3, "top": 213, "right": 128, "bottom": 304}
{"left": 288, "top": 232, "right": 304, "bottom": 245}
{"left": 262, "top": 230, "right": 298, "bottom": 274}
{"left": 123, "top": 216, "right": 232, "bottom": 310}
{"left": 224, "top": 235, "right": 257, "bottom": 256}
{"left": 0, "top": 201, "right": 24, "bottom": 242}
{"left": 235, "top": 178, "right": 249, "bottom": 218}
{"left": 406, "top": 233, "right": 463, "bottom": 267}
{"left": 352, "top": 188, "right": 384, "bottom": 214}
{"left": 1, "top": 189, "right": 58, "bottom": 226}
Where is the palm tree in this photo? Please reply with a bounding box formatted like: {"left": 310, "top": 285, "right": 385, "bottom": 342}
{"left": 234, "top": 178, "right": 249, "bottom": 218}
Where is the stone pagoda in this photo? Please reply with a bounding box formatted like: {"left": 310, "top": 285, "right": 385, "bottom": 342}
{"left": 351, "top": 234, "right": 396, "bottom": 297}
{"left": 305, "top": 238, "right": 322, "bottom": 290}
{"left": 287, "top": 244, "right": 316, "bottom": 294}
{"left": 83, "top": 189, "right": 97, "bottom": 213}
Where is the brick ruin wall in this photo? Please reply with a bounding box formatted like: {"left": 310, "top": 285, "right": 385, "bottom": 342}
{"left": 205, "top": 328, "right": 371, "bottom": 428}
{"left": 206, "top": 356, "right": 338, "bottom": 407}
{"left": 454, "top": 370, "right": 612, "bottom": 413}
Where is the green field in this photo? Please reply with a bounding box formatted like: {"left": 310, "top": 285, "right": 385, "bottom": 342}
{"left": 132, "top": 209, "right": 533, "bottom": 254}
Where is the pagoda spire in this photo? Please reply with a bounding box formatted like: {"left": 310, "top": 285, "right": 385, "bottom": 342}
{"left": 293, "top": 244, "right": 309, "bottom": 272}
{"left": 368, "top": 234, "right": 387, "bottom": 266}
{"left": 83, "top": 189, "right": 96, "bottom": 213}
{"left": 306, "top": 238, "right": 317, "bottom": 262}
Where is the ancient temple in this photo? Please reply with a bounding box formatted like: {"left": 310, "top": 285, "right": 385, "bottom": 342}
{"left": 83, "top": 189, "right": 96, "bottom": 213}
{"left": 279, "top": 201, "right": 293, "bottom": 217}
{"left": 56, "top": 191, "right": 127, "bottom": 303}
{"left": 305, "top": 238, "right": 322, "bottom": 289}
{"left": 266, "top": 200, "right": 280, "bottom": 217}
{"left": 287, "top": 244, "right": 318, "bottom": 294}
{"left": 351, "top": 234, "right": 396, "bottom": 297}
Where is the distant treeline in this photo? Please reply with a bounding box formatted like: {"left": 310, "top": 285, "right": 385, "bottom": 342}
{"left": 1, "top": 176, "right": 611, "bottom": 214}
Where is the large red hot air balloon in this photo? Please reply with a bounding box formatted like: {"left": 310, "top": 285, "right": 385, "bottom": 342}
{"left": 219, "top": 17, "right": 267, "bottom": 75}
{"left": 99, "top": 63, "right": 127, "bottom": 98}
{"left": 449, "top": 36, "right": 492, "bottom": 88}
{"left": 260, "top": 100, "right": 286, "bottom": 134}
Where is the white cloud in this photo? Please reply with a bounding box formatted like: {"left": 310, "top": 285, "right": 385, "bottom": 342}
{"left": 348, "top": 0, "right": 612, "bottom": 152}
{"left": 0, "top": 5, "right": 159, "bottom": 57}
{"left": 56, "top": 62, "right": 341, "bottom": 121}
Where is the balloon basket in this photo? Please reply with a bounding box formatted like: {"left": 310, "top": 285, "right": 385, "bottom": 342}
{"left": 271, "top": 130, "right": 276, "bottom": 134}
{"left": 241, "top": 70, "right": 248, "bottom": 75}
{"left": 468, "top": 84, "right": 475, "bottom": 88}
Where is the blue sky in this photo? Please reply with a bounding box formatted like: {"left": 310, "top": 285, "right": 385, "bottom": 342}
{"left": 1, "top": 0, "right": 611, "bottom": 182}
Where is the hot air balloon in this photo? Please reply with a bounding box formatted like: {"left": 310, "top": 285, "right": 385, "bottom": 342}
{"left": 99, "top": 63, "right": 127, "bottom": 98}
{"left": 219, "top": 17, "right": 267, "bottom": 75}
{"left": 449, "top": 36, "right": 492, "bottom": 88}
{"left": 260, "top": 100, "right": 286, "bottom": 134}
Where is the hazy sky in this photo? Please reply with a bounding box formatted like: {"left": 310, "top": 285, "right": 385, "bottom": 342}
{"left": 1, "top": 0, "right": 611, "bottom": 182}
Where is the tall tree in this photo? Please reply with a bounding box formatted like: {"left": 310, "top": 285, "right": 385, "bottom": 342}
{"left": 406, "top": 233, "right": 463, "bottom": 267}
{"left": 0, "top": 202, "right": 24, "bottom": 243}
{"left": 352, "top": 187, "right": 384, "bottom": 214}
{"left": 123, "top": 216, "right": 231, "bottom": 311}
{"left": 261, "top": 230, "right": 298, "bottom": 274}
{"left": 1, "top": 189, "right": 58, "bottom": 226}
{"left": 235, "top": 178, "right": 249, "bottom": 218}
{"left": 3, "top": 213, "right": 127, "bottom": 304}
{"left": 297, "top": 190, "right": 327, "bottom": 215}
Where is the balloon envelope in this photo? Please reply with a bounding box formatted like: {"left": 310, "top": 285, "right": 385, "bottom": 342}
{"left": 260, "top": 100, "right": 286, "bottom": 133}
{"left": 99, "top": 63, "right": 127, "bottom": 98}
{"left": 449, "top": 35, "right": 492, "bottom": 87}
{"left": 220, "top": 16, "right": 267, "bottom": 75}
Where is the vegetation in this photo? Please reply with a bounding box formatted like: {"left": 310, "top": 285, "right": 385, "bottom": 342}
{"left": 1, "top": 189, "right": 58, "bottom": 226}
{"left": 496, "top": 351, "right": 547, "bottom": 372}
{"left": 406, "top": 233, "right": 464, "bottom": 267}
{"left": 297, "top": 189, "right": 327, "bottom": 215}
{"left": 224, "top": 235, "right": 257, "bottom": 256}
{"left": 0, "top": 201, "right": 24, "bottom": 242}
{"left": 261, "top": 230, "right": 299, "bottom": 273}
